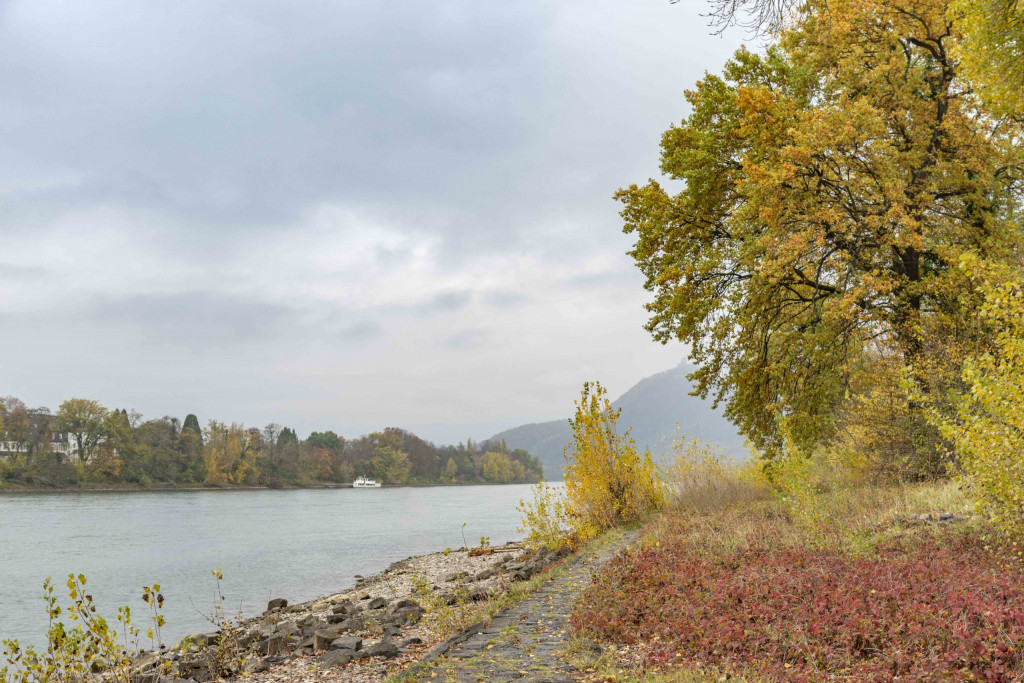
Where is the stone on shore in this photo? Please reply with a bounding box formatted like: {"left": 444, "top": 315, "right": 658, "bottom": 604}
{"left": 313, "top": 628, "right": 342, "bottom": 651}
{"left": 330, "top": 635, "right": 362, "bottom": 651}
{"left": 319, "top": 649, "right": 352, "bottom": 668}
{"left": 353, "top": 640, "right": 400, "bottom": 660}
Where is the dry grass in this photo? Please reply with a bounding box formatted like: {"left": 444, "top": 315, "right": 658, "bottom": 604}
{"left": 654, "top": 434, "right": 974, "bottom": 557}
{"left": 563, "top": 633, "right": 768, "bottom": 682}
{"left": 663, "top": 437, "right": 772, "bottom": 515}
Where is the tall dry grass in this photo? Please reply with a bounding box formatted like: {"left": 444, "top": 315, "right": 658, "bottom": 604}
{"left": 656, "top": 433, "right": 974, "bottom": 556}
{"left": 662, "top": 436, "right": 770, "bottom": 514}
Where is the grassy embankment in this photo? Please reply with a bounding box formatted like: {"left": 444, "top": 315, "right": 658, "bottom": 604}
{"left": 564, "top": 462, "right": 1024, "bottom": 682}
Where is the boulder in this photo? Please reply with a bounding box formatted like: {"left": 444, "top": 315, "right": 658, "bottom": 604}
{"left": 337, "top": 616, "right": 367, "bottom": 632}
{"left": 313, "top": 628, "right": 342, "bottom": 651}
{"left": 367, "top": 597, "right": 387, "bottom": 610}
{"left": 255, "top": 616, "right": 276, "bottom": 637}
{"left": 402, "top": 636, "right": 423, "bottom": 647}
{"left": 353, "top": 640, "right": 400, "bottom": 660}
{"left": 319, "top": 650, "right": 352, "bottom": 668}
{"left": 329, "top": 635, "right": 362, "bottom": 651}
{"left": 389, "top": 605, "right": 425, "bottom": 624}
{"left": 254, "top": 634, "right": 286, "bottom": 656}
{"left": 177, "top": 653, "right": 215, "bottom": 682}
{"left": 443, "top": 571, "right": 468, "bottom": 583}
{"left": 249, "top": 659, "right": 273, "bottom": 674}
{"left": 183, "top": 632, "right": 215, "bottom": 647}
{"left": 383, "top": 625, "right": 402, "bottom": 637}
{"left": 276, "top": 620, "right": 298, "bottom": 636}
{"left": 134, "top": 652, "right": 161, "bottom": 672}
{"left": 331, "top": 600, "right": 354, "bottom": 615}
{"left": 474, "top": 568, "right": 496, "bottom": 581}
{"left": 393, "top": 597, "right": 420, "bottom": 610}
{"left": 266, "top": 598, "right": 288, "bottom": 611}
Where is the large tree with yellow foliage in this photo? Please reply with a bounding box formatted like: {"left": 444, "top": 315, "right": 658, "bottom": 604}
{"left": 621, "top": 0, "right": 1023, "bottom": 457}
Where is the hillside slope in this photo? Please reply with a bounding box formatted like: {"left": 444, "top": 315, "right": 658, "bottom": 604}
{"left": 490, "top": 362, "right": 746, "bottom": 480}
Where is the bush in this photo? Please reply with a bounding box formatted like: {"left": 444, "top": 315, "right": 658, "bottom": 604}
{"left": 518, "top": 382, "right": 664, "bottom": 548}
{"left": 939, "top": 260, "right": 1024, "bottom": 546}
{"left": 562, "top": 382, "right": 663, "bottom": 543}
{"left": 1, "top": 575, "right": 158, "bottom": 683}
{"left": 517, "top": 479, "right": 569, "bottom": 551}
{"left": 829, "top": 353, "right": 949, "bottom": 483}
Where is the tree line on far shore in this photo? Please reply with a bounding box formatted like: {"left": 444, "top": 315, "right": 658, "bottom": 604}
{"left": 0, "top": 396, "right": 543, "bottom": 489}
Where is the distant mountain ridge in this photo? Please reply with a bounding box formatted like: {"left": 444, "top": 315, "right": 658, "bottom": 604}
{"left": 490, "top": 362, "right": 746, "bottom": 480}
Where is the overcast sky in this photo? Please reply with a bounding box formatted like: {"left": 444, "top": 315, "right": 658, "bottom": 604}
{"left": 0, "top": 0, "right": 744, "bottom": 444}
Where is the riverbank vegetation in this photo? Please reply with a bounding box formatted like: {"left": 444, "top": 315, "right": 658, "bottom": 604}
{"left": 561, "top": 0, "right": 1024, "bottom": 679}
{"left": 570, "top": 453, "right": 1024, "bottom": 681}
{"left": 0, "top": 396, "right": 542, "bottom": 489}
{"left": 518, "top": 381, "right": 664, "bottom": 551}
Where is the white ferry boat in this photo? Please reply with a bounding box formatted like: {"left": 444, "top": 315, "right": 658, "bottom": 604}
{"left": 353, "top": 476, "right": 381, "bottom": 488}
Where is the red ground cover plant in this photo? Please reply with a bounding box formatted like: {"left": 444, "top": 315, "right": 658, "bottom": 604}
{"left": 572, "top": 520, "right": 1024, "bottom": 681}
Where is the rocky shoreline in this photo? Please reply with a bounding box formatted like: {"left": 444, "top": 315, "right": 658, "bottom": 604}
{"left": 132, "top": 540, "right": 571, "bottom": 683}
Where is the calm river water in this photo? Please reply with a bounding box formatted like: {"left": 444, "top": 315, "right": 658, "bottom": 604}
{"left": 0, "top": 484, "right": 536, "bottom": 649}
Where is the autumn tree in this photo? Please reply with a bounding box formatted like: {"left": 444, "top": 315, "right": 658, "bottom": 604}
{"left": 306, "top": 430, "right": 344, "bottom": 453}
{"left": 56, "top": 399, "right": 110, "bottom": 463}
{"left": 953, "top": 0, "right": 1024, "bottom": 112}
{"left": 1, "top": 397, "right": 35, "bottom": 457}
{"left": 699, "top": 0, "right": 1024, "bottom": 113}
{"left": 621, "top": 0, "right": 1024, "bottom": 459}
{"left": 482, "top": 452, "right": 517, "bottom": 483}
{"left": 442, "top": 457, "right": 458, "bottom": 482}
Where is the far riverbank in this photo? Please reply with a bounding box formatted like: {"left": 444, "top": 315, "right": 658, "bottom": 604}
{"left": 0, "top": 480, "right": 544, "bottom": 495}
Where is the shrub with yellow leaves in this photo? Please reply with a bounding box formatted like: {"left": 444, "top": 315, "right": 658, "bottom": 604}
{"left": 938, "top": 256, "right": 1024, "bottom": 545}
{"left": 518, "top": 382, "right": 664, "bottom": 548}
{"left": 562, "top": 382, "right": 664, "bottom": 543}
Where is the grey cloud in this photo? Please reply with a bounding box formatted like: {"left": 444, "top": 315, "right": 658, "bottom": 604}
{"left": 0, "top": 262, "right": 48, "bottom": 281}
{"left": 90, "top": 292, "right": 296, "bottom": 345}
{"left": 566, "top": 268, "right": 644, "bottom": 291}
{"left": 333, "top": 319, "right": 383, "bottom": 344}
{"left": 423, "top": 290, "right": 473, "bottom": 314}
{"left": 442, "top": 328, "right": 487, "bottom": 349}
{"left": 0, "top": 1, "right": 547, "bottom": 232}
{"left": 483, "top": 289, "right": 528, "bottom": 308}
{"left": 0, "top": 0, "right": 737, "bottom": 268}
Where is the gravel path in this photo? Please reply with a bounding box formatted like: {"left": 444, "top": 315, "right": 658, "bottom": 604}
{"left": 405, "top": 530, "right": 637, "bottom": 683}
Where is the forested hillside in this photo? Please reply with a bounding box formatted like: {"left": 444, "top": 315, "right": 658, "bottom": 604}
{"left": 0, "top": 396, "right": 541, "bottom": 489}
{"left": 492, "top": 362, "right": 745, "bottom": 479}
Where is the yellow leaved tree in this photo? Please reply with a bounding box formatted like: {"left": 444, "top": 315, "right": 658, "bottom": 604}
{"left": 562, "top": 382, "right": 663, "bottom": 543}
{"left": 518, "top": 382, "right": 664, "bottom": 549}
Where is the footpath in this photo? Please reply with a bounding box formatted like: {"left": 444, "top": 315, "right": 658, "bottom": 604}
{"left": 405, "top": 530, "right": 637, "bottom": 683}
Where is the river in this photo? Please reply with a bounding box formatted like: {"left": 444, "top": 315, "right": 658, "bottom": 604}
{"left": 0, "top": 484, "right": 536, "bottom": 650}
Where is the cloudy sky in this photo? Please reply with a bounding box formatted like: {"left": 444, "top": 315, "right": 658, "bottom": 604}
{"left": 0, "top": 0, "right": 744, "bottom": 444}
